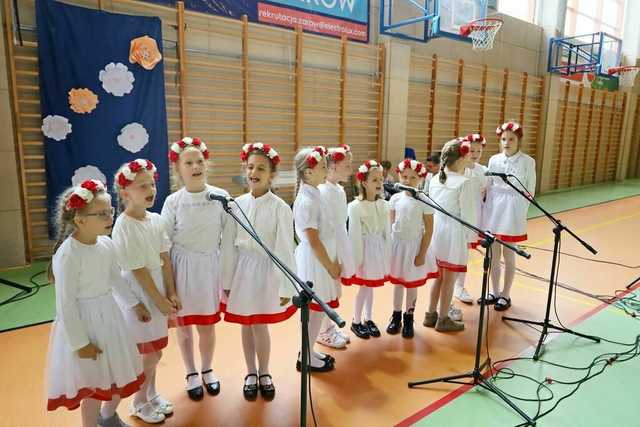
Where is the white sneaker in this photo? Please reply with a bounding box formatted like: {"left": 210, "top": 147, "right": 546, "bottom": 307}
{"left": 448, "top": 304, "right": 463, "bottom": 321}
{"left": 316, "top": 328, "right": 347, "bottom": 349}
{"left": 130, "top": 402, "right": 165, "bottom": 424}
{"left": 148, "top": 394, "right": 173, "bottom": 415}
{"left": 334, "top": 326, "right": 350, "bottom": 343}
{"left": 454, "top": 286, "right": 474, "bottom": 305}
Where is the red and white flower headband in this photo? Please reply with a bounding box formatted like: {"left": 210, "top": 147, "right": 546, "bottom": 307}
{"left": 240, "top": 142, "right": 281, "bottom": 166}
{"left": 169, "top": 136, "right": 210, "bottom": 163}
{"left": 496, "top": 122, "right": 523, "bottom": 139}
{"left": 306, "top": 146, "right": 327, "bottom": 168}
{"left": 356, "top": 160, "right": 382, "bottom": 182}
{"left": 462, "top": 133, "right": 487, "bottom": 146}
{"left": 328, "top": 144, "right": 352, "bottom": 162}
{"left": 396, "top": 159, "right": 427, "bottom": 178}
{"left": 66, "top": 179, "right": 106, "bottom": 211}
{"left": 459, "top": 140, "right": 471, "bottom": 156}
{"left": 117, "top": 159, "right": 157, "bottom": 188}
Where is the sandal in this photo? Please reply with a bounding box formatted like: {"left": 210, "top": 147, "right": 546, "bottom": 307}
{"left": 477, "top": 293, "right": 498, "bottom": 305}
{"left": 258, "top": 374, "right": 276, "bottom": 400}
{"left": 494, "top": 296, "right": 512, "bottom": 311}
{"left": 243, "top": 374, "right": 259, "bottom": 400}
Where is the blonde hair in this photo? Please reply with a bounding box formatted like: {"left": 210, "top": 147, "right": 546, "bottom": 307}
{"left": 293, "top": 147, "right": 316, "bottom": 196}
{"left": 439, "top": 139, "right": 466, "bottom": 184}
{"left": 173, "top": 146, "right": 209, "bottom": 188}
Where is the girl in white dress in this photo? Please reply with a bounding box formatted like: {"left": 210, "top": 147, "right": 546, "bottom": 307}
{"left": 46, "top": 180, "right": 144, "bottom": 427}
{"left": 161, "top": 137, "right": 234, "bottom": 401}
{"left": 387, "top": 159, "right": 438, "bottom": 338}
{"left": 317, "top": 144, "right": 354, "bottom": 349}
{"left": 112, "top": 159, "right": 179, "bottom": 424}
{"left": 481, "top": 122, "right": 536, "bottom": 311}
{"left": 424, "top": 140, "right": 477, "bottom": 333}
{"left": 293, "top": 146, "right": 341, "bottom": 372}
{"left": 224, "top": 142, "right": 297, "bottom": 400}
{"left": 346, "top": 160, "right": 391, "bottom": 340}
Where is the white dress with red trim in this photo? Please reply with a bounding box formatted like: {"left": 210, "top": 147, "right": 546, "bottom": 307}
{"left": 481, "top": 151, "right": 536, "bottom": 242}
{"left": 224, "top": 191, "right": 297, "bottom": 324}
{"left": 161, "top": 185, "right": 234, "bottom": 327}
{"left": 465, "top": 162, "right": 489, "bottom": 249}
{"left": 112, "top": 212, "right": 171, "bottom": 354}
{"left": 293, "top": 183, "right": 341, "bottom": 312}
{"left": 427, "top": 172, "right": 478, "bottom": 273}
{"left": 388, "top": 192, "right": 438, "bottom": 287}
{"left": 47, "top": 236, "right": 144, "bottom": 412}
{"left": 319, "top": 181, "right": 356, "bottom": 281}
{"left": 345, "top": 198, "right": 391, "bottom": 287}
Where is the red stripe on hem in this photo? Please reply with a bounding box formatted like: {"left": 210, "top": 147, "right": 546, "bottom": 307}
{"left": 389, "top": 271, "right": 439, "bottom": 288}
{"left": 436, "top": 259, "right": 467, "bottom": 273}
{"left": 47, "top": 373, "right": 145, "bottom": 411}
{"left": 224, "top": 304, "right": 298, "bottom": 325}
{"left": 493, "top": 233, "right": 527, "bottom": 243}
{"left": 136, "top": 336, "right": 168, "bottom": 354}
{"left": 169, "top": 312, "right": 222, "bottom": 328}
{"left": 310, "top": 299, "right": 339, "bottom": 312}
{"left": 345, "top": 275, "right": 388, "bottom": 287}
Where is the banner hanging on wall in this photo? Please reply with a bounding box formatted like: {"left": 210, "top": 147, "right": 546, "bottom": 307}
{"left": 145, "top": 0, "right": 370, "bottom": 42}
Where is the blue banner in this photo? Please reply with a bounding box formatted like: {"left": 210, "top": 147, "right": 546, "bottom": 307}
{"left": 268, "top": 0, "right": 368, "bottom": 23}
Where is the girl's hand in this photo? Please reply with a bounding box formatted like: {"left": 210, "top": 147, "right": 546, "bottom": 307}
{"left": 414, "top": 254, "right": 426, "bottom": 267}
{"left": 78, "top": 343, "right": 102, "bottom": 360}
{"left": 280, "top": 297, "right": 291, "bottom": 306}
{"left": 168, "top": 293, "right": 182, "bottom": 311}
{"left": 327, "top": 262, "right": 342, "bottom": 280}
{"left": 155, "top": 297, "right": 177, "bottom": 316}
{"left": 134, "top": 303, "right": 151, "bottom": 322}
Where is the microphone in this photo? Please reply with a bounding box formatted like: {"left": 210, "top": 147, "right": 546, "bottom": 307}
{"left": 384, "top": 182, "right": 420, "bottom": 196}
{"left": 206, "top": 191, "right": 234, "bottom": 204}
{"left": 485, "top": 171, "right": 515, "bottom": 179}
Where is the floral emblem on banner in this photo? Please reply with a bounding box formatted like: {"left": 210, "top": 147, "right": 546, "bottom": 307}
{"left": 129, "top": 35, "right": 163, "bottom": 70}
{"left": 68, "top": 88, "right": 99, "bottom": 114}
{"left": 99, "top": 62, "right": 135, "bottom": 97}
{"left": 71, "top": 165, "right": 108, "bottom": 187}
{"left": 117, "top": 122, "right": 149, "bottom": 153}
{"left": 42, "top": 115, "right": 72, "bottom": 141}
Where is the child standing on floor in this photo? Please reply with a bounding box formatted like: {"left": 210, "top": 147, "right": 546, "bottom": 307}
{"left": 161, "top": 137, "right": 234, "bottom": 402}
{"left": 317, "top": 144, "right": 355, "bottom": 349}
{"left": 480, "top": 122, "right": 536, "bottom": 311}
{"left": 224, "top": 143, "right": 297, "bottom": 400}
{"left": 423, "top": 140, "right": 477, "bottom": 332}
{"left": 387, "top": 159, "right": 438, "bottom": 338}
{"left": 46, "top": 180, "right": 144, "bottom": 427}
{"left": 112, "top": 159, "right": 179, "bottom": 424}
{"left": 346, "top": 160, "right": 391, "bottom": 340}
{"left": 293, "top": 146, "right": 341, "bottom": 372}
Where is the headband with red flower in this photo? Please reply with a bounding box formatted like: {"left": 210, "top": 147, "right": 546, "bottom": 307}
{"left": 306, "top": 146, "right": 327, "bottom": 168}
{"left": 328, "top": 144, "right": 352, "bottom": 162}
{"left": 496, "top": 122, "right": 523, "bottom": 139}
{"left": 65, "top": 179, "right": 106, "bottom": 211}
{"left": 356, "top": 160, "right": 382, "bottom": 182}
{"left": 169, "top": 136, "right": 210, "bottom": 163}
{"left": 459, "top": 140, "right": 471, "bottom": 157}
{"left": 240, "top": 142, "right": 281, "bottom": 166}
{"left": 117, "top": 159, "right": 158, "bottom": 188}
{"left": 396, "top": 159, "right": 427, "bottom": 178}
{"left": 462, "top": 133, "right": 487, "bottom": 146}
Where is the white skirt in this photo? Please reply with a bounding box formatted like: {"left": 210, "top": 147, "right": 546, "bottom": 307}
{"left": 430, "top": 216, "right": 470, "bottom": 272}
{"left": 348, "top": 234, "right": 390, "bottom": 287}
{"left": 46, "top": 291, "right": 144, "bottom": 411}
{"left": 336, "top": 226, "right": 356, "bottom": 280}
{"left": 225, "top": 250, "right": 297, "bottom": 324}
{"left": 295, "top": 237, "right": 341, "bottom": 312}
{"left": 119, "top": 267, "right": 168, "bottom": 354}
{"left": 481, "top": 187, "right": 529, "bottom": 242}
{"left": 170, "top": 244, "right": 223, "bottom": 327}
{"left": 389, "top": 236, "right": 439, "bottom": 288}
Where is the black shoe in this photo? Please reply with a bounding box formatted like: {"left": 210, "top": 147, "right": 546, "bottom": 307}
{"left": 243, "top": 374, "right": 259, "bottom": 400}
{"left": 494, "top": 296, "right": 512, "bottom": 311}
{"left": 296, "top": 357, "right": 335, "bottom": 373}
{"left": 351, "top": 322, "right": 370, "bottom": 339}
{"left": 297, "top": 351, "right": 335, "bottom": 365}
{"left": 365, "top": 320, "right": 381, "bottom": 337}
{"left": 402, "top": 312, "right": 415, "bottom": 338}
{"left": 258, "top": 374, "right": 276, "bottom": 400}
{"left": 185, "top": 372, "right": 204, "bottom": 401}
{"left": 386, "top": 311, "right": 402, "bottom": 335}
{"left": 201, "top": 369, "right": 220, "bottom": 396}
{"left": 477, "top": 293, "right": 498, "bottom": 305}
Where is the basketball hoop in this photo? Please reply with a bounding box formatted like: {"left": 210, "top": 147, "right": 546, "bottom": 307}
{"left": 608, "top": 66, "right": 640, "bottom": 86}
{"left": 459, "top": 18, "right": 503, "bottom": 51}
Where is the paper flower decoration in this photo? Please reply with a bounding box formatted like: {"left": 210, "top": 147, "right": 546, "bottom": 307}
{"left": 71, "top": 165, "right": 107, "bottom": 187}
{"left": 41, "top": 115, "right": 72, "bottom": 141}
{"left": 99, "top": 62, "right": 135, "bottom": 97}
{"left": 117, "top": 122, "right": 149, "bottom": 153}
{"left": 129, "top": 35, "right": 162, "bottom": 70}
{"left": 68, "top": 88, "right": 99, "bottom": 114}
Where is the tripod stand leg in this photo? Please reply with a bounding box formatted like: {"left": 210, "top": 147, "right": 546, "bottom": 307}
{"left": 408, "top": 372, "right": 474, "bottom": 388}
{"left": 0, "top": 278, "right": 31, "bottom": 292}
{"left": 478, "top": 377, "right": 536, "bottom": 426}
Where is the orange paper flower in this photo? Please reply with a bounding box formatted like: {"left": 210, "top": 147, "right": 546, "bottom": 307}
{"left": 129, "top": 36, "right": 162, "bottom": 70}
{"left": 68, "top": 88, "right": 98, "bottom": 114}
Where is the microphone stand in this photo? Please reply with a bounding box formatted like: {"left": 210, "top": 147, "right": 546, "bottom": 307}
{"left": 493, "top": 175, "right": 601, "bottom": 360}
{"left": 397, "top": 186, "right": 535, "bottom": 426}
{"left": 216, "top": 198, "right": 345, "bottom": 426}
{"left": 626, "top": 275, "right": 640, "bottom": 290}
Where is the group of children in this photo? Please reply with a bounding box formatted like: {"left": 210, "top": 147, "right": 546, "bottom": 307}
{"left": 46, "top": 121, "right": 535, "bottom": 426}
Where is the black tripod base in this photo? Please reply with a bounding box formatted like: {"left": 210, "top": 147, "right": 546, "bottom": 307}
{"left": 0, "top": 277, "right": 31, "bottom": 292}
{"left": 502, "top": 316, "right": 601, "bottom": 360}
{"left": 408, "top": 359, "right": 535, "bottom": 426}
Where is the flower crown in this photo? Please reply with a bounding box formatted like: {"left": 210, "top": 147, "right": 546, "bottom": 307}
{"left": 240, "top": 142, "right": 281, "bottom": 166}
{"left": 169, "top": 136, "right": 210, "bottom": 163}
{"left": 306, "top": 146, "right": 327, "bottom": 168}
{"left": 117, "top": 159, "right": 157, "bottom": 188}
{"left": 66, "top": 179, "right": 106, "bottom": 211}
{"left": 356, "top": 160, "right": 382, "bottom": 182}
{"left": 462, "top": 133, "right": 487, "bottom": 146}
{"left": 496, "top": 122, "right": 523, "bottom": 139}
{"left": 459, "top": 140, "right": 471, "bottom": 156}
{"left": 327, "top": 144, "right": 352, "bottom": 162}
{"left": 396, "top": 158, "right": 427, "bottom": 178}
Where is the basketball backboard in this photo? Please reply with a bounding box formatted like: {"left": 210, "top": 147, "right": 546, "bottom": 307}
{"left": 548, "top": 32, "right": 622, "bottom": 77}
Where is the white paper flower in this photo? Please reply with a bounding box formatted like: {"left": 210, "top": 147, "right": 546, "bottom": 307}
{"left": 71, "top": 165, "right": 107, "bottom": 186}
{"left": 117, "top": 122, "right": 149, "bottom": 153}
{"left": 358, "top": 164, "right": 368, "bottom": 174}
{"left": 42, "top": 115, "right": 72, "bottom": 141}
{"left": 99, "top": 62, "right": 135, "bottom": 97}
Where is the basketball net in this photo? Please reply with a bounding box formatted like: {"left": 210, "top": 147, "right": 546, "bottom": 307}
{"left": 459, "top": 18, "right": 503, "bottom": 51}
{"left": 608, "top": 66, "right": 640, "bottom": 87}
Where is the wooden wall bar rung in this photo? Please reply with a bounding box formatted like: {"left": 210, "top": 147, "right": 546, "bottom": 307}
{"left": 499, "top": 68, "right": 509, "bottom": 124}
{"left": 568, "top": 84, "right": 583, "bottom": 187}
{"left": 454, "top": 59, "right": 464, "bottom": 136}
{"left": 427, "top": 54, "right": 438, "bottom": 154}
{"left": 592, "top": 91, "right": 608, "bottom": 183}
{"left": 553, "top": 82, "right": 571, "bottom": 189}
{"left": 519, "top": 72, "right": 528, "bottom": 125}
{"left": 580, "top": 89, "right": 596, "bottom": 185}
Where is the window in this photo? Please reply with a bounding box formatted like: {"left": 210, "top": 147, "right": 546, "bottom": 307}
{"left": 497, "top": 0, "right": 537, "bottom": 24}
{"left": 564, "top": 0, "right": 625, "bottom": 37}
